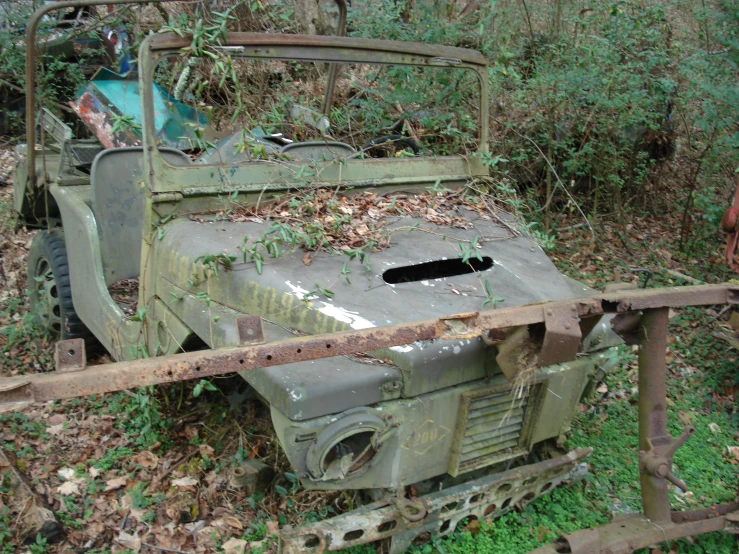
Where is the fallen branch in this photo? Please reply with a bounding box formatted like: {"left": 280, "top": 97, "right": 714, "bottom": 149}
{"left": 143, "top": 543, "right": 190, "bottom": 554}
{"left": 666, "top": 269, "right": 703, "bottom": 285}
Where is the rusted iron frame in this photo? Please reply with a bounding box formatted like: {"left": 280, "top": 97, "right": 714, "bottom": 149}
{"left": 638, "top": 308, "right": 672, "bottom": 524}
{"left": 140, "top": 31, "right": 490, "bottom": 159}
{"left": 320, "top": 0, "right": 347, "bottom": 115}
{"left": 723, "top": 173, "right": 739, "bottom": 272}
{"left": 145, "top": 32, "right": 489, "bottom": 66}
{"left": 529, "top": 301, "right": 738, "bottom": 554}
{"left": 0, "top": 283, "right": 736, "bottom": 411}
{"left": 281, "top": 447, "right": 593, "bottom": 553}
{"left": 529, "top": 507, "right": 739, "bottom": 554}
{"left": 25, "top": 0, "right": 165, "bottom": 186}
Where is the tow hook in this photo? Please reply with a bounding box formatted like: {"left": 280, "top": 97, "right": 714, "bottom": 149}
{"left": 393, "top": 495, "right": 427, "bottom": 522}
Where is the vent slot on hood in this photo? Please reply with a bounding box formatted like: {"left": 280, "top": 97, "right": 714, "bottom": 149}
{"left": 383, "top": 257, "right": 493, "bottom": 284}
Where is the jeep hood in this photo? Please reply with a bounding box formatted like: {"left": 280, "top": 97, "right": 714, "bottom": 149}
{"left": 155, "top": 210, "right": 581, "bottom": 420}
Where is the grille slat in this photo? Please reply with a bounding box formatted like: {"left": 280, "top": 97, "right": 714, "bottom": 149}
{"left": 461, "top": 438, "right": 520, "bottom": 458}
{"left": 468, "top": 399, "right": 527, "bottom": 421}
{"left": 463, "top": 415, "right": 524, "bottom": 442}
{"left": 449, "top": 386, "right": 530, "bottom": 476}
{"left": 462, "top": 428, "right": 521, "bottom": 452}
{"left": 466, "top": 406, "right": 526, "bottom": 430}
{"left": 468, "top": 394, "right": 525, "bottom": 413}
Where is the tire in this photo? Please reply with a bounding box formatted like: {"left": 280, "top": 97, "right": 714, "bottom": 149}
{"left": 27, "top": 230, "right": 93, "bottom": 343}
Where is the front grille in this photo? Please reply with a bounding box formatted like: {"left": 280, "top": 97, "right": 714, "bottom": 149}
{"left": 448, "top": 387, "right": 529, "bottom": 476}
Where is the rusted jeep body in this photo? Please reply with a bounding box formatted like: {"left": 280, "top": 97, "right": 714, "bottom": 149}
{"left": 8, "top": 2, "right": 739, "bottom": 553}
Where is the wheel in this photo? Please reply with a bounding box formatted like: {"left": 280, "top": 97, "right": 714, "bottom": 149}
{"left": 27, "top": 230, "right": 93, "bottom": 342}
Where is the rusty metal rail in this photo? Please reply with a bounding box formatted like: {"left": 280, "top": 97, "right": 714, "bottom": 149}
{"left": 0, "top": 284, "right": 735, "bottom": 412}
{"left": 1, "top": 284, "right": 737, "bottom": 412}
{"left": 282, "top": 448, "right": 593, "bottom": 553}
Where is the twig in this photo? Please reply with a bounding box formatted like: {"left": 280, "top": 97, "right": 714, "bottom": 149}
{"left": 666, "top": 269, "right": 703, "bottom": 285}
{"left": 710, "top": 304, "right": 732, "bottom": 321}
{"left": 155, "top": 447, "right": 199, "bottom": 483}
{"left": 558, "top": 222, "right": 587, "bottom": 232}
{"left": 142, "top": 543, "right": 190, "bottom": 554}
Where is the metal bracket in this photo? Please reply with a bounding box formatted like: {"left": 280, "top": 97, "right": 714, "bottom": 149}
{"left": 54, "top": 339, "right": 86, "bottom": 373}
{"left": 236, "top": 316, "right": 265, "bottom": 345}
{"left": 540, "top": 305, "right": 581, "bottom": 366}
{"left": 639, "top": 424, "right": 695, "bottom": 492}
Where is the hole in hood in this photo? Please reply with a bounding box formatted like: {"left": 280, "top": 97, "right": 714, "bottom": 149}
{"left": 383, "top": 257, "right": 493, "bottom": 284}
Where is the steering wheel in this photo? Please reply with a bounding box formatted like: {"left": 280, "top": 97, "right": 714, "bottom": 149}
{"left": 360, "top": 134, "right": 420, "bottom": 157}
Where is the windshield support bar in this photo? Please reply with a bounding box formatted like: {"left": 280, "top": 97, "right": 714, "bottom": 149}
{"left": 25, "top": 0, "right": 163, "bottom": 186}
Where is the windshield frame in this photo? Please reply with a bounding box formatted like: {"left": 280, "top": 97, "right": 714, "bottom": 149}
{"left": 139, "top": 32, "right": 490, "bottom": 195}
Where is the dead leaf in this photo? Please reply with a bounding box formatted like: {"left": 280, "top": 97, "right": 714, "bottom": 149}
{"left": 46, "top": 423, "right": 64, "bottom": 436}
{"left": 222, "top": 515, "right": 243, "bottom": 530}
{"left": 302, "top": 252, "right": 312, "bottom": 266}
{"left": 172, "top": 476, "right": 199, "bottom": 488}
{"left": 105, "top": 476, "right": 128, "bottom": 492}
{"left": 597, "top": 383, "right": 608, "bottom": 394}
{"left": 199, "top": 444, "right": 215, "bottom": 458}
{"left": 464, "top": 518, "right": 480, "bottom": 535}
{"left": 58, "top": 467, "right": 75, "bottom": 480}
{"left": 266, "top": 520, "right": 280, "bottom": 536}
{"left": 132, "top": 450, "right": 159, "bottom": 469}
{"left": 117, "top": 531, "right": 141, "bottom": 552}
{"left": 57, "top": 481, "right": 80, "bottom": 496}
{"left": 48, "top": 413, "right": 65, "bottom": 425}
{"left": 726, "top": 446, "right": 739, "bottom": 462}
{"left": 708, "top": 422, "right": 721, "bottom": 434}
{"left": 223, "top": 538, "right": 247, "bottom": 554}
{"left": 89, "top": 467, "right": 102, "bottom": 479}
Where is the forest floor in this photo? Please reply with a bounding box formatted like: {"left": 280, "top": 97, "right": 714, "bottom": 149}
{"left": 0, "top": 148, "right": 737, "bottom": 554}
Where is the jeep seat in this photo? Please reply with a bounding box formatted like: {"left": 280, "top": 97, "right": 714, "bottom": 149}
{"left": 90, "top": 147, "right": 190, "bottom": 285}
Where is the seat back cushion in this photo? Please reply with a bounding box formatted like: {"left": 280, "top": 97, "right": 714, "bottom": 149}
{"left": 90, "top": 147, "right": 190, "bottom": 285}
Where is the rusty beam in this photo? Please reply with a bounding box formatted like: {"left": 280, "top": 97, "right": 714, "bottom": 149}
{"left": 527, "top": 507, "right": 739, "bottom": 554}
{"left": 321, "top": 0, "right": 347, "bottom": 115}
{"left": 637, "top": 308, "right": 672, "bottom": 524}
{"left": 282, "top": 448, "right": 592, "bottom": 553}
{"left": 529, "top": 301, "right": 738, "bottom": 554}
{"left": 0, "top": 284, "right": 737, "bottom": 412}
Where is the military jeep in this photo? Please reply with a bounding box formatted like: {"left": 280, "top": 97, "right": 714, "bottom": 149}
{"left": 16, "top": 2, "right": 708, "bottom": 553}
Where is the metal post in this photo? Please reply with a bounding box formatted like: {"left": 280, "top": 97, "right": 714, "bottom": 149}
{"left": 638, "top": 308, "right": 672, "bottom": 523}
{"left": 321, "top": 0, "right": 347, "bottom": 115}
